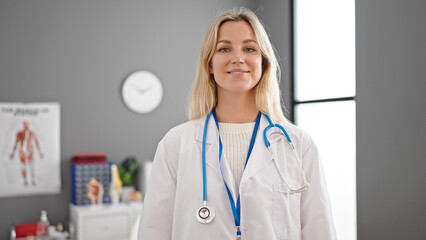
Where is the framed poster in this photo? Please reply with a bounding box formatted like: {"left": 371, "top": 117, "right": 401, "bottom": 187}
{"left": 0, "top": 103, "right": 60, "bottom": 198}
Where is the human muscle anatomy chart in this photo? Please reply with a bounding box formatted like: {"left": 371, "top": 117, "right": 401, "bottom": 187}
{"left": 10, "top": 120, "right": 44, "bottom": 186}
{"left": 0, "top": 103, "right": 60, "bottom": 198}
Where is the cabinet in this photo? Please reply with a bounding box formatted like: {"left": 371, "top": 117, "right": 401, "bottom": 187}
{"left": 70, "top": 203, "right": 142, "bottom": 240}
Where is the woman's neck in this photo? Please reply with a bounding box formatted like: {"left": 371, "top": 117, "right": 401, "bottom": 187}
{"left": 215, "top": 91, "right": 258, "bottom": 123}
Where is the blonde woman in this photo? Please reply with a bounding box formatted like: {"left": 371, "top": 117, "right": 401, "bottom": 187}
{"left": 138, "top": 8, "right": 336, "bottom": 240}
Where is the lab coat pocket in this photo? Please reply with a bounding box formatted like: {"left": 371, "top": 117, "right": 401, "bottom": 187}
{"left": 273, "top": 183, "right": 300, "bottom": 240}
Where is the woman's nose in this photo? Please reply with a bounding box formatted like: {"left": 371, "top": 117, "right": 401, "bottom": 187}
{"left": 231, "top": 50, "right": 245, "bottom": 64}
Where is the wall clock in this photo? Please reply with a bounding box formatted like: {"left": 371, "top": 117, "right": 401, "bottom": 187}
{"left": 121, "top": 71, "right": 163, "bottom": 113}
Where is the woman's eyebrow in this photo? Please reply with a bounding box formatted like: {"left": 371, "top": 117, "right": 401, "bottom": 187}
{"left": 243, "top": 39, "right": 257, "bottom": 44}
{"left": 216, "top": 40, "right": 231, "bottom": 44}
{"left": 216, "top": 39, "right": 257, "bottom": 44}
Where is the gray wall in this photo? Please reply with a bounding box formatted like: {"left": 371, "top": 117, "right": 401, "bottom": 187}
{"left": 356, "top": 0, "right": 426, "bottom": 239}
{"left": 0, "top": 0, "right": 259, "bottom": 238}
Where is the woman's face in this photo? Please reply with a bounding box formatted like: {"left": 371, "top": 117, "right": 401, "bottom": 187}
{"left": 210, "top": 21, "right": 263, "bottom": 96}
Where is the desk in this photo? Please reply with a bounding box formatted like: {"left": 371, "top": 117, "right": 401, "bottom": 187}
{"left": 70, "top": 202, "right": 142, "bottom": 240}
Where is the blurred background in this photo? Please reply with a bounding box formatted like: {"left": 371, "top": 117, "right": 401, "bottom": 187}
{"left": 0, "top": 0, "right": 425, "bottom": 239}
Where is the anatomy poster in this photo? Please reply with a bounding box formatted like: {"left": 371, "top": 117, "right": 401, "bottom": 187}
{"left": 0, "top": 103, "right": 60, "bottom": 198}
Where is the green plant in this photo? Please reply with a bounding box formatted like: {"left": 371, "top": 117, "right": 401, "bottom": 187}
{"left": 118, "top": 157, "right": 139, "bottom": 186}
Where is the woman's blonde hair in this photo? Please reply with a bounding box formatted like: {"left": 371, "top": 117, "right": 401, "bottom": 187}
{"left": 188, "top": 7, "right": 287, "bottom": 122}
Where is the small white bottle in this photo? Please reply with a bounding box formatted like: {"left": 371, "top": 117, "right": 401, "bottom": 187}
{"left": 10, "top": 224, "right": 16, "bottom": 240}
{"left": 36, "top": 210, "right": 49, "bottom": 239}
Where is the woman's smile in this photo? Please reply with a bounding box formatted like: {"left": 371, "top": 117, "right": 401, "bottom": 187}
{"left": 227, "top": 69, "right": 250, "bottom": 76}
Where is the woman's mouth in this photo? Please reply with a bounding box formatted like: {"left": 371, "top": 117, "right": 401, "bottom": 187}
{"left": 227, "top": 70, "right": 249, "bottom": 76}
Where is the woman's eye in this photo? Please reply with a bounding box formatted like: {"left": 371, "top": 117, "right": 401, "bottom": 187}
{"left": 245, "top": 47, "right": 256, "bottom": 52}
{"left": 218, "top": 47, "right": 229, "bottom": 52}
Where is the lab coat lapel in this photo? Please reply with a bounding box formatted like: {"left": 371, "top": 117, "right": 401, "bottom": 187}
{"left": 195, "top": 115, "right": 220, "bottom": 175}
{"left": 219, "top": 154, "right": 237, "bottom": 200}
{"left": 240, "top": 115, "right": 283, "bottom": 185}
{"left": 195, "top": 115, "right": 237, "bottom": 199}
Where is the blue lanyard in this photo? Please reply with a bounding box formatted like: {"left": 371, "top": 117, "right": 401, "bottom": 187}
{"left": 211, "top": 109, "right": 261, "bottom": 236}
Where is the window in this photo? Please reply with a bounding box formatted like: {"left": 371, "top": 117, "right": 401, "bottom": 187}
{"left": 293, "top": 0, "right": 356, "bottom": 239}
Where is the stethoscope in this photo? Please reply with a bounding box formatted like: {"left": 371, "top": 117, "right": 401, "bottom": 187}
{"left": 197, "top": 109, "right": 310, "bottom": 237}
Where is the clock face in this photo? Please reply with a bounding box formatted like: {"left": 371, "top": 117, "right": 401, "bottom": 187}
{"left": 121, "top": 71, "right": 163, "bottom": 113}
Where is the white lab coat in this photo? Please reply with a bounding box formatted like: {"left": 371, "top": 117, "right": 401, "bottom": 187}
{"left": 138, "top": 115, "right": 336, "bottom": 240}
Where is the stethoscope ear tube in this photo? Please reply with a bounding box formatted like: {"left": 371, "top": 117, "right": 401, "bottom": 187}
{"left": 268, "top": 144, "right": 310, "bottom": 194}
{"left": 263, "top": 114, "right": 292, "bottom": 147}
{"left": 263, "top": 113, "right": 310, "bottom": 194}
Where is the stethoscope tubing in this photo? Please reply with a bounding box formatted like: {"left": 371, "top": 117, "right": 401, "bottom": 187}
{"left": 263, "top": 113, "right": 292, "bottom": 146}
{"left": 199, "top": 110, "right": 310, "bottom": 226}
{"left": 202, "top": 113, "right": 210, "bottom": 202}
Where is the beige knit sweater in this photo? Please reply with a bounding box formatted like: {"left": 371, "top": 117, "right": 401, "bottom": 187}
{"left": 218, "top": 122, "right": 255, "bottom": 193}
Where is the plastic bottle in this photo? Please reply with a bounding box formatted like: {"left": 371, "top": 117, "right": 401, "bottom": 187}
{"left": 110, "top": 164, "right": 122, "bottom": 204}
{"left": 36, "top": 210, "right": 49, "bottom": 239}
{"left": 10, "top": 224, "right": 16, "bottom": 240}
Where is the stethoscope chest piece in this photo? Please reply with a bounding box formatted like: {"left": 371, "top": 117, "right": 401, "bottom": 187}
{"left": 196, "top": 205, "right": 215, "bottom": 224}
